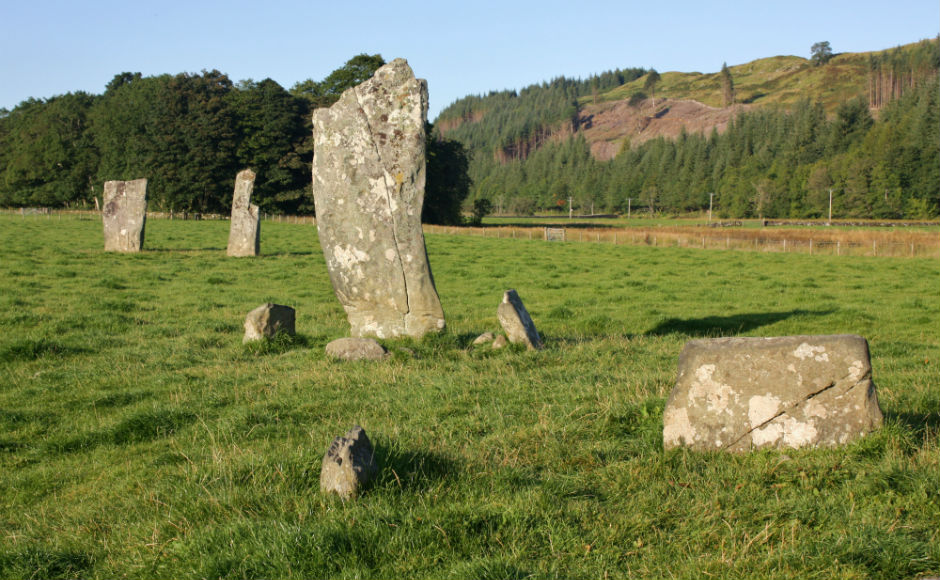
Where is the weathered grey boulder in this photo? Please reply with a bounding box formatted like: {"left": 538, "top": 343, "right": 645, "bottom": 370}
{"left": 497, "top": 290, "right": 542, "bottom": 350}
{"left": 325, "top": 337, "right": 389, "bottom": 361}
{"left": 663, "top": 335, "right": 883, "bottom": 452}
{"left": 227, "top": 169, "right": 260, "bottom": 257}
{"left": 311, "top": 58, "right": 445, "bottom": 339}
{"left": 320, "top": 425, "right": 378, "bottom": 500}
{"left": 243, "top": 303, "right": 296, "bottom": 343}
{"left": 102, "top": 179, "right": 148, "bottom": 252}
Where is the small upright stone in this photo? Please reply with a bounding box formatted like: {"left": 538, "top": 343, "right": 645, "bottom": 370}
{"left": 663, "top": 334, "right": 883, "bottom": 452}
{"left": 311, "top": 58, "right": 445, "bottom": 339}
{"left": 243, "top": 303, "right": 296, "bottom": 343}
{"left": 102, "top": 179, "right": 148, "bottom": 252}
{"left": 320, "top": 425, "right": 378, "bottom": 500}
{"left": 227, "top": 169, "right": 260, "bottom": 257}
{"left": 325, "top": 337, "right": 389, "bottom": 361}
{"left": 497, "top": 290, "right": 542, "bottom": 350}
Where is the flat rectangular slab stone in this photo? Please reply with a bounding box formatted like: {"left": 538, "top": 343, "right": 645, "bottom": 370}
{"left": 664, "top": 334, "right": 883, "bottom": 452}
{"left": 102, "top": 179, "right": 148, "bottom": 252}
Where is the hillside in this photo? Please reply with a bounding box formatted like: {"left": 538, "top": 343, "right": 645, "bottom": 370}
{"left": 437, "top": 39, "right": 939, "bottom": 161}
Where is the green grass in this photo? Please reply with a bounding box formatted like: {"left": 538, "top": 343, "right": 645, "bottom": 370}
{"left": 1, "top": 214, "right": 938, "bottom": 579}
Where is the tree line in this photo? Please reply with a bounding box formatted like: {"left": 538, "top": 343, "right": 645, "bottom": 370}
{"left": 0, "top": 54, "right": 471, "bottom": 223}
{"left": 439, "top": 39, "right": 939, "bottom": 219}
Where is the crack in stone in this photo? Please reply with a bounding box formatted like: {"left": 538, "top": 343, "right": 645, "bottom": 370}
{"left": 353, "top": 83, "right": 411, "bottom": 318}
{"left": 721, "top": 380, "right": 840, "bottom": 451}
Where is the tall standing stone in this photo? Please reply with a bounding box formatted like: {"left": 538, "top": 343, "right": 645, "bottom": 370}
{"left": 102, "top": 179, "right": 148, "bottom": 252}
{"left": 227, "top": 169, "right": 260, "bottom": 257}
{"left": 311, "top": 58, "right": 445, "bottom": 339}
{"left": 663, "top": 334, "right": 883, "bottom": 452}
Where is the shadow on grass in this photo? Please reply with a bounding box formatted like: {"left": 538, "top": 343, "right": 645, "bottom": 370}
{"left": 889, "top": 411, "right": 940, "bottom": 437}
{"left": 0, "top": 338, "right": 88, "bottom": 363}
{"left": 375, "top": 444, "right": 457, "bottom": 493}
{"left": 645, "top": 309, "right": 834, "bottom": 338}
{"left": 50, "top": 408, "right": 197, "bottom": 454}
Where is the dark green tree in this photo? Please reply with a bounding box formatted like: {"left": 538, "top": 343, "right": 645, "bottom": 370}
{"left": 424, "top": 125, "right": 472, "bottom": 225}
{"left": 719, "top": 62, "right": 735, "bottom": 107}
{"left": 811, "top": 41, "right": 833, "bottom": 66}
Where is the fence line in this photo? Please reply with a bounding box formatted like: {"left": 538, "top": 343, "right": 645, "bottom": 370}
{"left": 421, "top": 224, "right": 940, "bottom": 259}
{"left": 4, "top": 209, "right": 937, "bottom": 258}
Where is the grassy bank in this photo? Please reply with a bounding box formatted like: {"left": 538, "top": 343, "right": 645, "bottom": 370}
{"left": 0, "top": 214, "right": 937, "bottom": 578}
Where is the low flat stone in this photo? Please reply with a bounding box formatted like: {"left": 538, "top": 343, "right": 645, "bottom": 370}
{"left": 243, "top": 303, "right": 296, "bottom": 343}
{"left": 320, "top": 425, "right": 378, "bottom": 500}
{"left": 325, "top": 337, "right": 389, "bottom": 361}
{"left": 102, "top": 179, "right": 148, "bottom": 252}
{"left": 663, "top": 334, "right": 883, "bottom": 452}
{"left": 472, "top": 332, "right": 495, "bottom": 346}
{"left": 496, "top": 290, "right": 542, "bottom": 350}
{"left": 492, "top": 334, "right": 508, "bottom": 349}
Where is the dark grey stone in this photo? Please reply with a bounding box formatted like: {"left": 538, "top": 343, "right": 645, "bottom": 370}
{"left": 320, "top": 425, "right": 378, "bottom": 500}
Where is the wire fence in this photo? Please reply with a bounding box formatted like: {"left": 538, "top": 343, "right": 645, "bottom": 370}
{"left": 422, "top": 224, "right": 940, "bottom": 259}
{"left": 5, "top": 208, "right": 938, "bottom": 259}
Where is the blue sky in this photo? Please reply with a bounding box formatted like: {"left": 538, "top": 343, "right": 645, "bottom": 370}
{"left": 2, "top": 0, "right": 937, "bottom": 121}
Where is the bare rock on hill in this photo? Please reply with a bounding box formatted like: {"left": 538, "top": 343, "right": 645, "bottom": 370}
{"left": 311, "top": 58, "right": 445, "bottom": 340}
{"left": 102, "top": 179, "right": 148, "bottom": 252}
{"left": 320, "top": 425, "right": 378, "bottom": 500}
{"left": 663, "top": 334, "right": 883, "bottom": 452}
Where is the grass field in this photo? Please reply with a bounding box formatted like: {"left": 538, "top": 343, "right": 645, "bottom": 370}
{"left": 1, "top": 214, "right": 938, "bottom": 579}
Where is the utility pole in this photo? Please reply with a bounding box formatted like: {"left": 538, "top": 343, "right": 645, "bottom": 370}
{"left": 627, "top": 198, "right": 632, "bottom": 219}
{"left": 708, "top": 193, "right": 714, "bottom": 223}
{"left": 568, "top": 196, "right": 573, "bottom": 219}
{"left": 828, "top": 189, "right": 832, "bottom": 226}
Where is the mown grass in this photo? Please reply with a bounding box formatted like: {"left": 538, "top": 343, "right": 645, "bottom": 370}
{"left": 0, "top": 214, "right": 937, "bottom": 579}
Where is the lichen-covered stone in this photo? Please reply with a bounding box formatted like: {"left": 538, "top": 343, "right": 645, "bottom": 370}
{"left": 311, "top": 58, "right": 445, "bottom": 339}
{"left": 664, "top": 335, "right": 883, "bottom": 452}
{"left": 320, "top": 425, "right": 378, "bottom": 500}
{"left": 102, "top": 179, "right": 148, "bottom": 252}
{"left": 496, "top": 290, "right": 542, "bottom": 350}
{"left": 325, "top": 337, "right": 389, "bottom": 361}
{"left": 227, "top": 169, "right": 260, "bottom": 257}
{"left": 243, "top": 303, "right": 295, "bottom": 343}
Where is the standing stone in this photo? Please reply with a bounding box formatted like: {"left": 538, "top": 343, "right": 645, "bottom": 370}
{"left": 102, "top": 179, "right": 148, "bottom": 252}
{"left": 311, "top": 58, "right": 445, "bottom": 339}
{"left": 320, "top": 425, "right": 378, "bottom": 500}
{"left": 663, "top": 335, "right": 883, "bottom": 452}
{"left": 497, "top": 290, "right": 542, "bottom": 350}
{"left": 243, "top": 303, "right": 296, "bottom": 343}
{"left": 227, "top": 169, "right": 260, "bottom": 257}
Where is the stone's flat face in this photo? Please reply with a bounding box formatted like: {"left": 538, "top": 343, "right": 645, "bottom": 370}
{"left": 496, "top": 289, "right": 542, "bottom": 350}
{"left": 227, "top": 169, "right": 260, "bottom": 257}
{"left": 664, "top": 334, "right": 883, "bottom": 452}
{"left": 102, "top": 179, "right": 148, "bottom": 252}
{"left": 325, "top": 337, "right": 389, "bottom": 361}
{"left": 320, "top": 425, "right": 378, "bottom": 500}
{"left": 243, "top": 303, "right": 296, "bottom": 343}
{"left": 311, "top": 58, "right": 445, "bottom": 339}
